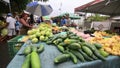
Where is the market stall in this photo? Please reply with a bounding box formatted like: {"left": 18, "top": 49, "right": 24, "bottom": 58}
{"left": 6, "top": 23, "right": 120, "bottom": 68}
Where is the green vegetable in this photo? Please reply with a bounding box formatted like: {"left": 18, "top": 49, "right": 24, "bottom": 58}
{"left": 78, "top": 37, "right": 85, "bottom": 42}
{"left": 53, "top": 38, "right": 63, "bottom": 45}
{"left": 32, "top": 46, "right": 37, "bottom": 52}
{"left": 46, "top": 40, "right": 52, "bottom": 44}
{"left": 99, "top": 49, "right": 109, "bottom": 57}
{"left": 68, "top": 43, "right": 81, "bottom": 50}
{"left": 58, "top": 42, "right": 67, "bottom": 46}
{"left": 64, "top": 38, "right": 79, "bottom": 44}
{"left": 57, "top": 45, "right": 65, "bottom": 53}
{"left": 70, "top": 50, "right": 85, "bottom": 62}
{"left": 81, "top": 42, "right": 97, "bottom": 51}
{"left": 37, "top": 44, "right": 44, "bottom": 53}
{"left": 1, "top": 28, "right": 8, "bottom": 36}
{"left": 31, "top": 52, "right": 41, "bottom": 68}
{"left": 22, "top": 54, "right": 31, "bottom": 68}
{"left": 82, "top": 46, "right": 93, "bottom": 57}
{"left": 69, "top": 36, "right": 79, "bottom": 40}
{"left": 79, "top": 49, "right": 93, "bottom": 61}
{"left": 93, "top": 43, "right": 102, "bottom": 49}
{"left": 69, "top": 52, "right": 78, "bottom": 64}
{"left": 54, "top": 54, "right": 70, "bottom": 64}
{"left": 23, "top": 46, "right": 31, "bottom": 55}
{"left": 91, "top": 54, "right": 98, "bottom": 60}
{"left": 93, "top": 50, "right": 106, "bottom": 61}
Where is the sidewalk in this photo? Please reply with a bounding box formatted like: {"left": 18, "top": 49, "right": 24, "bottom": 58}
{"left": 0, "top": 37, "right": 10, "bottom": 68}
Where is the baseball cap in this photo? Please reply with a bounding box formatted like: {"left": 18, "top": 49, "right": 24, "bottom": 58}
{"left": 7, "top": 13, "right": 12, "bottom": 16}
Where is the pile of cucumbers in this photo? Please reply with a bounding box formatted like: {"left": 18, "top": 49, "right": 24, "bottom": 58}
{"left": 21, "top": 44, "right": 44, "bottom": 68}
{"left": 46, "top": 31, "right": 109, "bottom": 64}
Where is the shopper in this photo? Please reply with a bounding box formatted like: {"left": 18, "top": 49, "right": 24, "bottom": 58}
{"left": 60, "top": 16, "right": 67, "bottom": 26}
{"left": 13, "top": 12, "right": 21, "bottom": 35}
{"left": 19, "top": 13, "right": 33, "bottom": 35}
{"left": 6, "top": 13, "right": 16, "bottom": 39}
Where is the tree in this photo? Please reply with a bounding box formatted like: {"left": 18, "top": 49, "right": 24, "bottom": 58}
{"left": 0, "top": 0, "right": 49, "bottom": 14}
{"left": 39, "top": 0, "right": 48, "bottom": 2}
{"left": 10, "top": 0, "right": 31, "bottom": 12}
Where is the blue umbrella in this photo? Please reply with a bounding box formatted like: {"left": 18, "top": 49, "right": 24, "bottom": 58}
{"left": 26, "top": 1, "right": 53, "bottom": 16}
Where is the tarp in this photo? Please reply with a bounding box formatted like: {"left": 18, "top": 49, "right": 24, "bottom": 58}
{"left": 7, "top": 41, "right": 120, "bottom": 68}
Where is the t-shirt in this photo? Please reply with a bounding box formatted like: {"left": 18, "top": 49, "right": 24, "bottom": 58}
{"left": 6, "top": 17, "right": 16, "bottom": 29}
{"left": 60, "top": 19, "right": 67, "bottom": 26}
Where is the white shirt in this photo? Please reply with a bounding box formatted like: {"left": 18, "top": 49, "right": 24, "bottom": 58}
{"left": 6, "top": 16, "right": 16, "bottom": 29}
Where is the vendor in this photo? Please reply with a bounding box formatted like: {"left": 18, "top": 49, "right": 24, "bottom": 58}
{"left": 19, "top": 12, "right": 33, "bottom": 35}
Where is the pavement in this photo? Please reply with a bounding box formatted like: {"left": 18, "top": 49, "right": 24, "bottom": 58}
{"left": 0, "top": 36, "right": 12, "bottom": 68}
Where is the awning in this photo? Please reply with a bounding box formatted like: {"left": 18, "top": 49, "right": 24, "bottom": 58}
{"left": 75, "top": 0, "right": 103, "bottom": 12}
{"left": 75, "top": 0, "right": 120, "bottom": 16}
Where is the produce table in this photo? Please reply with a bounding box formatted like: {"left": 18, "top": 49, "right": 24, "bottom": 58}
{"left": 7, "top": 41, "right": 120, "bottom": 68}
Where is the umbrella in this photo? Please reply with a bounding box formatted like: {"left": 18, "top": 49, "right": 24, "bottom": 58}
{"left": 76, "top": 0, "right": 120, "bottom": 16}
{"left": 26, "top": 1, "right": 53, "bottom": 16}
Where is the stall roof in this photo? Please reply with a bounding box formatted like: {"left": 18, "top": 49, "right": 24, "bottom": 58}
{"left": 75, "top": 0, "right": 104, "bottom": 12}
{"left": 75, "top": 0, "right": 120, "bottom": 16}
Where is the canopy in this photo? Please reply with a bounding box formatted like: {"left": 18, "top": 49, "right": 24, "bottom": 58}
{"left": 55, "top": 13, "right": 80, "bottom": 19}
{"left": 75, "top": 0, "right": 120, "bottom": 16}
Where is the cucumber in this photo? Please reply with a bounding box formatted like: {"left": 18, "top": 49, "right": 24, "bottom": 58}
{"left": 78, "top": 37, "right": 85, "bottom": 42}
{"left": 51, "top": 34, "right": 60, "bottom": 42}
{"left": 93, "top": 43, "right": 102, "bottom": 49}
{"left": 54, "top": 54, "right": 70, "bottom": 64}
{"left": 31, "top": 52, "right": 41, "bottom": 68}
{"left": 69, "top": 52, "right": 78, "bottom": 64}
{"left": 70, "top": 50, "right": 85, "bottom": 62}
{"left": 58, "top": 42, "right": 67, "bottom": 47}
{"left": 99, "top": 49, "right": 109, "bottom": 57}
{"left": 68, "top": 43, "right": 81, "bottom": 50}
{"left": 79, "top": 49, "right": 93, "bottom": 61}
{"left": 32, "top": 46, "right": 37, "bottom": 52}
{"left": 93, "top": 51, "right": 106, "bottom": 61}
{"left": 64, "top": 38, "right": 79, "bottom": 44}
{"left": 69, "top": 36, "right": 79, "bottom": 39}
{"left": 37, "top": 44, "right": 44, "bottom": 53}
{"left": 91, "top": 54, "right": 98, "bottom": 60}
{"left": 23, "top": 45, "right": 31, "bottom": 55}
{"left": 81, "top": 42, "right": 97, "bottom": 51}
{"left": 57, "top": 45, "right": 65, "bottom": 53}
{"left": 22, "top": 54, "right": 31, "bottom": 68}
{"left": 46, "top": 40, "right": 52, "bottom": 44}
{"left": 81, "top": 46, "right": 93, "bottom": 57}
{"left": 53, "top": 38, "right": 63, "bottom": 45}
{"left": 82, "top": 42, "right": 106, "bottom": 61}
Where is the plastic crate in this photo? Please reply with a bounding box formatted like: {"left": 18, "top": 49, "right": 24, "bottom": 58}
{"left": 7, "top": 35, "right": 24, "bottom": 59}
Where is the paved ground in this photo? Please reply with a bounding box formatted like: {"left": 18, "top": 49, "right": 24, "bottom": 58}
{"left": 0, "top": 36, "right": 13, "bottom": 68}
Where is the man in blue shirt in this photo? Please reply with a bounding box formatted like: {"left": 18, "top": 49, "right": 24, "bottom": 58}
{"left": 60, "top": 16, "right": 67, "bottom": 26}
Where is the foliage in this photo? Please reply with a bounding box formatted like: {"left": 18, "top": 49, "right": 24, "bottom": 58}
{"left": 0, "top": 0, "right": 49, "bottom": 14}
{"left": 86, "top": 14, "right": 109, "bottom": 23}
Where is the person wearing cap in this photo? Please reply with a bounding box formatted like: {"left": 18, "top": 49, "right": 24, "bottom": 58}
{"left": 19, "top": 13, "right": 33, "bottom": 35}
{"left": 60, "top": 16, "right": 67, "bottom": 26}
{"left": 6, "top": 13, "right": 16, "bottom": 39}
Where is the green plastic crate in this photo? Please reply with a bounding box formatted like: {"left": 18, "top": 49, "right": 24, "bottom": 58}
{"left": 7, "top": 35, "right": 24, "bottom": 59}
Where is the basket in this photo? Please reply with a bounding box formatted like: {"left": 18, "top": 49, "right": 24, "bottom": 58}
{"left": 7, "top": 35, "right": 24, "bottom": 59}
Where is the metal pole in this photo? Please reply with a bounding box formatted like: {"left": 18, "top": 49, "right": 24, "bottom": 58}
{"left": 8, "top": 3, "right": 11, "bottom": 12}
